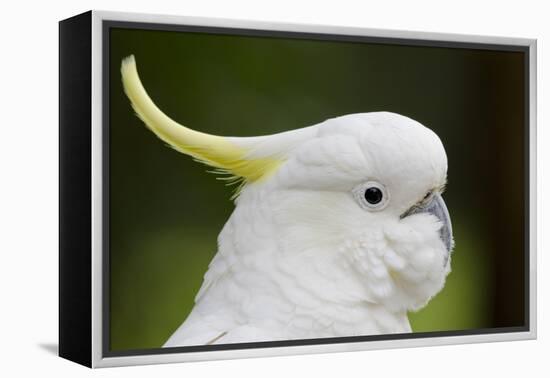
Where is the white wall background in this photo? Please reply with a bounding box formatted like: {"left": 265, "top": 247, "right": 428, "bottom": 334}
{"left": 0, "top": 0, "right": 546, "bottom": 376}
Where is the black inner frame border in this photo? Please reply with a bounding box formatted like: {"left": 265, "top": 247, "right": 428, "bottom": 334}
{"left": 102, "top": 19, "right": 531, "bottom": 358}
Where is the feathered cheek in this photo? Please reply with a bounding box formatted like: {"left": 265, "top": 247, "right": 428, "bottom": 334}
{"left": 341, "top": 232, "right": 406, "bottom": 301}
{"left": 345, "top": 226, "right": 445, "bottom": 277}
{"left": 384, "top": 219, "right": 448, "bottom": 277}
{"left": 383, "top": 221, "right": 451, "bottom": 309}
{"left": 343, "top": 223, "right": 449, "bottom": 309}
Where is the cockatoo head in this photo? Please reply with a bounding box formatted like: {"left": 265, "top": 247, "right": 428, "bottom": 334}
{"left": 122, "top": 56, "right": 453, "bottom": 317}
{"left": 263, "top": 112, "right": 453, "bottom": 312}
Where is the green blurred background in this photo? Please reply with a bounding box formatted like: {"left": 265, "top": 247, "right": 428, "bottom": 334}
{"left": 108, "top": 27, "right": 526, "bottom": 351}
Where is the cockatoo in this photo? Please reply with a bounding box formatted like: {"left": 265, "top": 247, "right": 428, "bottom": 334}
{"left": 121, "top": 55, "right": 454, "bottom": 347}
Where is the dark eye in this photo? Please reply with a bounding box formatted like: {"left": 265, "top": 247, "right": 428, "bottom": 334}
{"left": 364, "top": 187, "right": 383, "bottom": 204}
{"left": 352, "top": 181, "right": 390, "bottom": 211}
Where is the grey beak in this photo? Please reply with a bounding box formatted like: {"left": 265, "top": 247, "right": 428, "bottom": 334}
{"left": 402, "top": 194, "right": 454, "bottom": 264}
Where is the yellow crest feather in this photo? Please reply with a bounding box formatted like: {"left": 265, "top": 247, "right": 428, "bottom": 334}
{"left": 120, "top": 55, "right": 282, "bottom": 187}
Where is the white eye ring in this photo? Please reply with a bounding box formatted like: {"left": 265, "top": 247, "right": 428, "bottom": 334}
{"left": 352, "top": 181, "right": 390, "bottom": 211}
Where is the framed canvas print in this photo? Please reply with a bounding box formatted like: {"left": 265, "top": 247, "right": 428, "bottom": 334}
{"left": 59, "top": 10, "right": 537, "bottom": 368}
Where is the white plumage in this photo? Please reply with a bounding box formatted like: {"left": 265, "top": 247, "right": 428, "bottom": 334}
{"left": 121, "top": 55, "right": 454, "bottom": 347}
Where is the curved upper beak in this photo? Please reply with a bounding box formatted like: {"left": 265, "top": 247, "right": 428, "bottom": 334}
{"left": 402, "top": 193, "right": 454, "bottom": 264}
